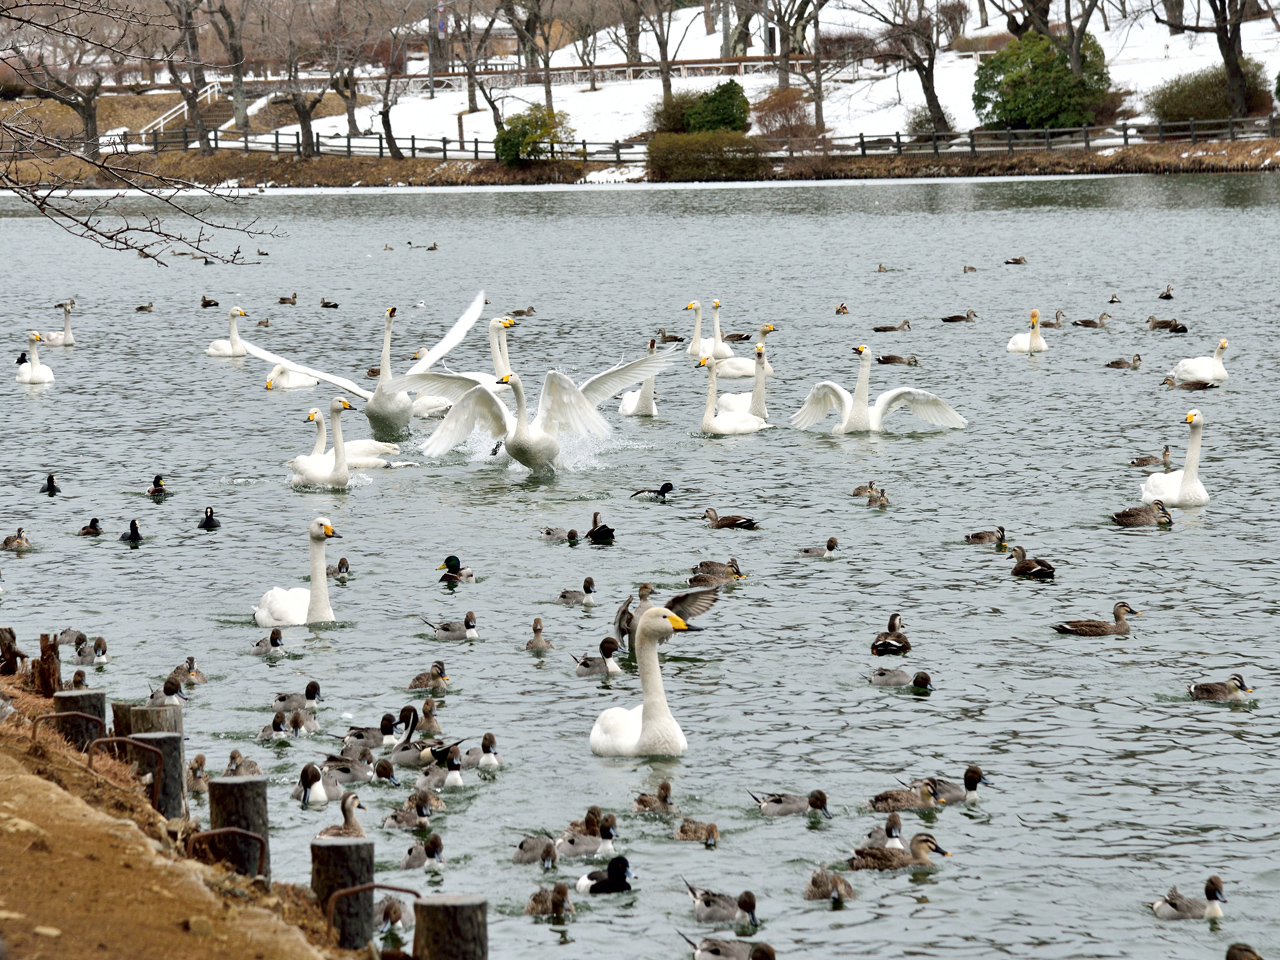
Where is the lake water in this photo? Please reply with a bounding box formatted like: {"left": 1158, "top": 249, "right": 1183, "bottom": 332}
{"left": 3, "top": 174, "right": 1280, "bottom": 959}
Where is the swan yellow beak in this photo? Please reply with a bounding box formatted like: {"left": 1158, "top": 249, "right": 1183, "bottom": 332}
{"left": 500, "top": 374, "right": 512, "bottom": 384}
{"left": 1220, "top": 339, "right": 1228, "bottom": 347}
{"left": 341, "top": 400, "right": 352, "bottom": 409}
{"left": 306, "top": 411, "right": 316, "bottom": 421}
{"left": 387, "top": 307, "right": 396, "bottom": 317}
{"left": 503, "top": 318, "right": 516, "bottom": 327}
{"left": 766, "top": 324, "right": 775, "bottom": 332}
{"left": 713, "top": 300, "right": 720, "bottom": 307}
{"left": 666, "top": 614, "right": 690, "bottom": 631}
{"left": 238, "top": 309, "right": 247, "bottom": 316}
{"left": 756, "top": 347, "right": 764, "bottom": 356}
{"left": 856, "top": 345, "right": 867, "bottom": 354}
{"left": 33, "top": 333, "right": 42, "bottom": 341}
{"left": 322, "top": 524, "right": 337, "bottom": 537}
{"left": 1185, "top": 412, "right": 1195, "bottom": 422}
{"left": 684, "top": 302, "right": 694, "bottom": 310}
{"left": 266, "top": 380, "right": 274, "bottom": 390}
{"left": 412, "top": 349, "right": 421, "bottom": 359}
{"left": 697, "top": 358, "right": 709, "bottom": 367}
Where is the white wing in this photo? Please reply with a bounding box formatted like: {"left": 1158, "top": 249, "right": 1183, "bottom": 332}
{"left": 790, "top": 381, "right": 853, "bottom": 430}
{"left": 872, "top": 387, "right": 967, "bottom": 429}
{"left": 384, "top": 370, "right": 498, "bottom": 405}
{"left": 420, "top": 383, "right": 515, "bottom": 457}
{"left": 404, "top": 291, "right": 487, "bottom": 375}
{"left": 241, "top": 340, "right": 373, "bottom": 401}
{"left": 577, "top": 348, "right": 677, "bottom": 408}
{"left": 534, "top": 371, "right": 610, "bottom": 438}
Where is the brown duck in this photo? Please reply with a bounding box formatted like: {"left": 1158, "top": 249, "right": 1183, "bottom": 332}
{"left": 1009, "top": 546, "right": 1054, "bottom": 579}
{"left": 869, "top": 779, "right": 943, "bottom": 812}
{"left": 1106, "top": 354, "right": 1142, "bottom": 369}
{"left": 877, "top": 354, "right": 919, "bottom": 366}
{"left": 847, "top": 832, "right": 949, "bottom": 870}
{"left": 703, "top": 508, "right": 757, "bottom": 530}
{"left": 1052, "top": 601, "right": 1140, "bottom": 636}
{"left": 872, "top": 319, "right": 911, "bottom": 333}
{"left": 1112, "top": 501, "right": 1172, "bottom": 527}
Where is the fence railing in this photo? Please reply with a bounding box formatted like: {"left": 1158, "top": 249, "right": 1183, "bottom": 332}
{"left": 138, "top": 82, "right": 222, "bottom": 135}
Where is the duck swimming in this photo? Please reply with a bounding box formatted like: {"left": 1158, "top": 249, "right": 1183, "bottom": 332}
{"left": 871, "top": 614, "right": 910, "bottom": 655}
{"left": 198, "top": 507, "right": 220, "bottom": 530}
{"left": 119, "top": 519, "right": 143, "bottom": 543}
{"left": 804, "top": 868, "right": 856, "bottom": 903}
{"left": 860, "top": 812, "right": 904, "bottom": 849}
{"left": 870, "top": 669, "right": 932, "bottom": 691}
{"left": 316, "top": 792, "right": 366, "bottom": 838}
{"left": 1052, "top": 601, "right": 1140, "bottom": 636}
{"left": 1187, "top": 674, "right": 1251, "bottom": 702}
{"left": 798, "top": 537, "right": 839, "bottom": 558}
{"left": 682, "top": 881, "right": 757, "bottom": 927}
{"left": 674, "top": 818, "right": 720, "bottom": 847}
{"left": 1009, "top": 546, "right": 1055, "bottom": 579}
{"left": 525, "top": 882, "right": 573, "bottom": 917}
{"left": 409, "top": 660, "right": 449, "bottom": 691}
{"left": 847, "top": 832, "right": 949, "bottom": 871}
{"left": 574, "top": 638, "right": 621, "bottom": 676}
{"left": 869, "top": 779, "right": 943, "bottom": 812}
{"left": 749, "top": 789, "right": 831, "bottom": 818}
{"left": 575, "top": 855, "right": 632, "bottom": 894}
{"left": 77, "top": 518, "right": 102, "bottom": 536}
{"left": 437, "top": 555, "right": 474, "bottom": 583}
{"left": 422, "top": 612, "right": 478, "bottom": 641}
{"left": 633, "top": 780, "right": 676, "bottom": 814}
{"left": 1150, "top": 876, "right": 1225, "bottom": 920}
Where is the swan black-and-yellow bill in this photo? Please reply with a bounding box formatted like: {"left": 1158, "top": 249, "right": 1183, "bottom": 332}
{"left": 1006, "top": 309, "right": 1048, "bottom": 353}
{"left": 791, "top": 345, "right": 967, "bottom": 434}
{"left": 16, "top": 331, "right": 54, "bottom": 383}
{"left": 265, "top": 363, "right": 319, "bottom": 390}
{"left": 1140, "top": 409, "right": 1209, "bottom": 507}
{"left": 206, "top": 307, "right": 248, "bottom": 357}
{"left": 253, "top": 517, "right": 341, "bottom": 627}
{"left": 683, "top": 300, "right": 718, "bottom": 359}
{"left": 699, "top": 353, "right": 771, "bottom": 434}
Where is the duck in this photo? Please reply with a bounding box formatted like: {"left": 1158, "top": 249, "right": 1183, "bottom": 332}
{"left": 847, "top": 832, "right": 949, "bottom": 870}
{"left": 2, "top": 528, "right": 32, "bottom": 551}
{"left": 92, "top": 637, "right": 110, "bottom": 664}
{"left": 1161, "top": 376, "right": 1217, "bottom": 391}
{"left": 941, "top": 309, "right": 978, "bottom": 322}
{"left": 1150, "top": 876, "right": 1225, "bottom": 920}
{"left": 1140, "top": 410, "right": 1209, "bottom": 507}
{"left": 1150, "top": 316, "right": 1188, "bottom": 333}
{"left": 657, "top": 327, "right": 685, "bottom": 343}
{"left": 222, "top": 749, "right": 262, "bottom": 776}
{"left": 418, "top": 700, "right": 444, "bottom": 736}
{"left": 171, "top": 656, "right": 207, "bottom": 684}
{"left": 292, "top": 763, "right": 344, "bottom": 804}
{"left": 566, "top": 807, "right": 602, "bottom": 836}
{"left": 409, "top": 660, "right": 449, "bottom": 691}
{"left": 69, "top": 671, "right": 87, "bottom": 691}
{"left": 278, "top": 292, "right": 297, "bottom": 305}
{"left": 1053, "top": 602, "right": 1140, "bottom": 636}
{"left": 714, "top": 325, "right": 776, "bottom": 378}
{"left": 257, "top": 319, "right": 270, "bottom": 327}
{"left": 915, "top": 766, "right": 991, "bottom": 803}
{"left": 852, "top": 481, "right": 878, "bottom": 497}
{"left": 870, "top": 669, "right": 932, "bottom": 691}
{"left": 590, "top": 604, "right": 714, "bottom": 758}
{"left": 1187, "top": 674, "right": 1251, "bottom": 702}
{"left": 422, "top": 612, "right": 478, "bottom": 641}
{"left": 964, "top": 525, "right": 1005, "bottom": 545}
{"left": 688, "top": 569, "right": 742, "bottom": 587}
{"left": 575, "top": 638, "right": 622, "bottom": 676}
{"left": 690, "top": 558, "right": 741, "bottom": 577}
{"left": 867, "top": 490, "right": 891, "bottom": 508}
{"left": 320, "top": 749, "right": 375, "bottom": 784}
{"left": 1112, "top": 501, "right": 1173, "bottom": 527}
{"left": 1130, "top": 446, "right": 1171, "bottom": 468}
{"left": 136, "top": 302, "right": 153, "bottom": 313}
{"left": 316, "top": 792, "right": 366, "bottom": 838}
{"left": 39, "top": 474, "right": 60, "bottom": 496}
{"left": 1073, "top": 312, "right": 1111, "bottom": 328}
{"left": 320, "top": 298, "right": 339, "bottom": 309}
{"left": 16, "top": 332, "right": 54, "bottom": 383}
{"left": 326, "top": 557, "right": 350, "bottom": 580}
{"left": 1004, "top": 256, "right": 1026, "bottom": 264}
{"left": 873, "top": 319, "right": 911, "bottom": 333}
{"left": 677, "top": 935, "right": 775, "bottom": 960}
{"left": 272, "top": 680, "right": 323, "bottom": 712}
{"left": 508, "top": 304, "right": 534, "bottom": 316}
{"left": 614, "top": 584, "right": 717, "bottom": 651}
{"left": 289, "top": 708, "right": 319, "bottom": 736}
{"left": 871, "top": 614, "right": 910, "bottom": 656}
{"left": 1006, "top": 310, "right": 1048, "bottom": 353}
{"left": 387, "top": 709, "right": 451, "bottom": 767}
{"left": 437, "top": 555, "right": 474, "bottom": 583}
{"left": 619, "top": 339, "right": 660, "bottom": 416}
{"left": 1169, "top": 339, "right": 1228, "bottom": 383}
{"left": 877, "top": 354, "right": 918, "bottom": 366}
{"left": 556, "top": 817, "right": 618, "bottom": 859}
{"left": 631, "top": 482, "right": 674, "bottom": 502}
{"left": 72, "top": 637, "right": 98, "bottom": 666}
{"left": 586, "top": 513, "right": 614, "bottom": 545}
{"left": 77, "top": 518, "right": 102, "bottom": 537}
{"left": 716, "top": 346, "right": 773, "bottom": 419}
{"left": 683, "top": 882, "right": 757, "bottom": 927}
{"left": 633, "top": 780, "right": 676, "bottom": 814}
{"left": 749, "top": 789, "right": 831, "bottom": 818}
{"left": 859, "top": 813, "right": 905, "bottom": 849}
{"left": 697, "top": 356, "right": 770, "bottom": 434}
{"left": 1106, "top": 354, "right": 1142, "bottom": 369}
{"left": 793, "top": 345, "right": 966, "bottom": 433}
{"left": 146, "top": 677, "right": 187, "bottom": 708}
{"left": 513, "top": 835, "right": 558, "bottom": 868}
{"left": 703, "top": 508, "right": 757, "bottom": 530}
{"left": 462, "top": 732, "right": 502, "bottom": 768}
{"left": 869, "top": 779, "right": 944, "bottom": 812}
{"left": 1009, "top": 546, "right": 1055, "bottom": 579}
{"left": 201, "top": 295, "right": 219, "bottom": 308}
{"left": 539, "top": 526, "right": 570, "bottom": 541}
{"left": 344, "top": 713, "right": 401, "bottom": 750}
{"left": 804, "top": 868, "right": 856, "bottom": 902}
{"left": 186, "top": 754, "right": 209, "bottom": 794}
{"left": 205, "top": 307, "right": 248, "bottom": 356}
{"left": 1041, "top": 310, "right": 1065, "bottom": 328}
{"left": 1226, "top": 946, "right": 1263, "bottom": 960}
{"left": 524, "top": 882, "right": 573, "bottom": 917}
{"left": 251, "top": 628, "right": 284, "bottom": 655}
{"left": 401, "top": 833, "right": 445, "bottom": 869}
{"left": 835, "top": 302, "right": 849, "bottom": 315}
{"left": 575, "top": 856, "right": 632, "bottom": 894}
{"left": 258, "top": 712, "right": 288, "bottom": 740}
{"left": 674, "top": 818, "right": 720, "bottom": 847}
{"left": 415, "top": 745, "right": 465, "bottom": 791}
{"left": 1158, "top": 284, "right": 1174, "bottom": 300}
{"left": 526, "top": 619, "right": 553, "bottom": 651}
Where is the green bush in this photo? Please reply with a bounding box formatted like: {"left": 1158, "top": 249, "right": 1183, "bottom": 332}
{"left": 646, "top": 131, "right": 767, "bottom": 182}
{"left": 648, "top": 90, "right": 702, "bottom": 133}
{"left": 973, "top": 32, "right": 1110, "bottom": 129}
{"left": 684, "top": 80, "right": 750, "bottom": 133}
{"left": 493, "top": 104, "right": 576, "bottom": 166}
{"left": 1144, "top": 60, "right": 1273, "bottom": 122}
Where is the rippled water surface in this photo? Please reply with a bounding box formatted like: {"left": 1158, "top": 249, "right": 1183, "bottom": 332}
{"left": 3, "top": 175, "right": 1280, "bottom": 959}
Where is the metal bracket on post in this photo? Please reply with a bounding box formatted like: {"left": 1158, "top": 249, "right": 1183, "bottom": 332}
{"left": 86, "top": 737, "right": 163, "bottom": 809}
{"left": 188, "top": 828, "right": 268, "bottom": 877}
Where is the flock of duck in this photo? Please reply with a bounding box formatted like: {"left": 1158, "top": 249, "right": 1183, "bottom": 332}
{"left": 5, "top": 275, "right": 1259, "bottom": 960}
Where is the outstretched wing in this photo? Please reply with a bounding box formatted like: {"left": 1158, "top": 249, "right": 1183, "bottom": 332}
{"left": 660, "top": 588, "right": 718, "bottom": 621}
{"left": 420, "top": 383, "right": 515, "bottom": 457}
{"left": 790, "top": 381, "right": 853, "bottom": 430}
{"left": 534, "top": 371, "right": 610, "bottom": 439}
{"left": 240, "top": 340, "right": 374, "bottom": 401}
{"left": 872, "top": 388, "right": 967, "bottom": 429}
{"left": 577, "top": 348, "right": 677, "bottom": 408}
{"left": 385, "top": 370, "right": 498, "bottom": 405}
{"left": 403, "top": 291, "right": 487, "bottom": 375}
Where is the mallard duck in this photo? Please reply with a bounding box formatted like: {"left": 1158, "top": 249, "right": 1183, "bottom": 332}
{"left": 869, "top": 779, "right": 943, "bottom": 812}
{"left": 524, "top": 882, "right": 573, "bottom": 917}
{"left": 1130, "top": 445, "right": 1171, "bottom": 467}
{"left": 876, "top": 354, "right": 919, "bottom": 366}
{"left": 674, "top": 818, "right": 720, "bottom": 847}
{"left": 871, "top": 613, "right": 909, "bottom": 655}
{"left": 941, "top": 309, "right": 977, "bottom": 322}
{"left": 1009, "top": 546, "right": 1054, "bottom": 579}
{"left": 1052, "top": 601, "right": 1140, "bottom": 636}
{"left": 1073, "top": 312, "right": 1111, "bottom": 328}
{"left": 703, "top": 508, "right": 757, "bottom": 530}
{"left": 965, "top": 525, "right": 1004, "bottom": 545}
{"left": 804, "top": 868, "right": 856, "bottom": 902}
{"left": 437, "top": 555, "right": 474, "bottom": 583}
{"left": 691, "top": 557, "right": 741, "bottom": 576}
{"left": 1150, "top": 876, "right": 1225, "bottom": 919}
{"left": 872, "top": 319, "right": 911, "bottom": 333}
{"left": 1160, "top": 376, "right": 1217, "bottom": 391}
{"left": 847, "top": 832, "right": 949, "bottom": 870}
{"left": 1106, "top": 354, "right": 1142, "bottom": 369}
{"left": 1187, "top": 674, "right": 1251, "bottom": 702}
{"left": 633, "top": 779, "right": 676, "bottom": 813}
{"left": 1111, "top": 501, "right": 1173, "bottom": 527}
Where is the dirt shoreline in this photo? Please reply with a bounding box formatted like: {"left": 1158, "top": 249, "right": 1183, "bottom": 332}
{"left": 9, "top": 138, "right": 1280, "bottom": 191}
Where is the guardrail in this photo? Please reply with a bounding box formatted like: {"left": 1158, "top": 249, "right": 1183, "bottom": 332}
{"left": 139, "top": 82, "right": 222, "bottom": 135}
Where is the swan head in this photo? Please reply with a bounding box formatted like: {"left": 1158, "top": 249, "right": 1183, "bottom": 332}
{"left": 266, "top": 364, "right": 286, "bottom": 390}
{"left": 28, "top": 331, "right": 41, "bottom": 344}
{"left": 760, "top": 323, "right": 776, "bottom": 335}
{"left": 755, "top": 346, "right": 765, "bottom": 360}
{"left": 1218, "top": 338, "right": 1228, "bottom": 351}
{"left": 503, "top": 317, "right": 516, "bottom": 327}
{"left": 386, "top": 306, "right": 397, "bottom": 323}
{"left": 329, "top": 397, "right": 353, "bottom": 414}
{"left": 310, "top": 517, "right": 341, "bottom": 541}
{"left": 1030, "top": 309, "right": 1040, "bottom": 327}
{"left": 229, "top": 307, "right": 247, "bottom": 318}
{"left": 684, "top": 300, "right": 700, "bottom": 311}
{"left": 639, "top": 606, "right": 699, "bottom": 646}
{"left": 1185, "top": 409, "right": 1202, "bottom": 425}
{"left": 697, "top": 357, "right": 711, "bottom": 367}
{"left": 855, "top": 344, "right": 868, "bottom": 358}
{"left": 305, "top": 407, "right": 322, "bottom": 423}
{"left": 713, "top": 299, "right": 721, "bottom": 308}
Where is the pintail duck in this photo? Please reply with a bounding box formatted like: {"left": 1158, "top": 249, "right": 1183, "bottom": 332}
{"left": 558, "top": 577, "right": 597, "bottom": 606}
{"left": 40, "top": 474, "right": 59, "bottom": 495}
{"left": 415, "top": 744, "right": 464, "bottom": 791}
{"left": 91, "top": 636, "right": 110, "bottom": 663}
{"left": 462, "top": 732, "right": 502, "bottom": 768}
{"left": 913, "top": 766, "right": 991, "bottom": 803}
{"left": 77, "top": 518, "right": 102, "bottom": 536}
{"left": 273, "top": 681, "right": 323, "bottom": 712}
{"left": 869, "top": 779, "right": 944, "bottom": 812}
{"left": 526, "top": 619, "right": 553, "bottom": 651}
{"left": 749, "top": 789, "right": 831, "bottom": 818}
{"left": 1158, "top": 284, "right": 1174, "bottom": 300}
{"left": 223, "top": 749, "right": 261, "bottom": 776}
{"left": 860, "top": 812, "right": 904, "bottom": 849}
{"left": 437, "top": 555, "right": 474, "bottom": 583}
{"left": 147, "top": 475, "right": 167, "bottom": 497}
{"left": 683, "top": 881, "right": 757, "bottom": 926}
{"left": 798, "top": 537, "right": 839, "bottom": 558}
{"left": 120, "top": 519, "right": 143, "bottom": 543}
{"left": 852, "top": 481, "right": 878, "bottom": 497}
{"left": 870, "top": 669, "right": 932, "bottom": 691}
{"left": 1130, "top": 445, "right": 1171, "bottom": 467}
{"left": 383, "top": 797, "right": 431, "bottom": 830}
{"left": 804, "top": 868, "right": 856, "bottom": 902}
{"left": 1073, "top": 312, "right": 1111, "bottom": 328}
{"left": 631, "top": 482, "right": 675, "bottom": 501}
{"left": 343, "top": 713, "right": 401, "bottom": 750}
{"left": 941, "top": 309, "right": 978, "bottom": 322}
{"left": 586, "top": 512, "right": 614, "bottom": 545}
{"left": 703, "top": 508, "right": 758, "bottom": 530}
{"left": 326, "top": 557, "right": 350, "bottom": 579}
{"left": 1009, "top": 546, "right": 1055, "bottom": 579}
{"left": 410, "top": 660, "right": 450, "bottom": 691}
{"left": 1052, "top": 601, "right": 1140, "bottom": 636}
{"left": 872, "top": 319, "right": 911, "bottom": 333}
{"left": 1161, "top": 375, "right": 1216, "bottom": 391}
{"left": 1150, "top": 875, "right": 1225, "bottom": 919}
{"left": 871, "top": 614, "right": 910, "bottom": 656}
{"left": 374, "top": 897, "right": 408, "bottom": 935}
{"left": 389, "top": 711, "right": 458, "bottom": 769}
{"left": 964, "top": 525, "right": 1005, "bottom": 545}
{"left": 292, "top": 763, "right": 344, "bottom": 804}
{"left": 316, "top": 792, "right": 366, "bottom": 838}
{"left": 401, "top": 833, "right": 444, "bottom": 869}
{"left": 556, "top": 816, "right": 617, "bottom": 859}
{"left": 877, "top": 354, "right": 919, "bottom": 366}
{"left": 575, "top": 855, "right": 632, "bottom": 894}
{"left": 1108, "top": 293, "right": 1121, "bottom": 303}
{"left": 252, "top": 628, "right": 284, "bottom": 654}
{"left": 1004, "top": 256, "right": 1026, "bottom": 264}
{"left": 198, "top": 507, "right": 220, "bottom": 530}
{"left": 146, "top": 677, "right": 187, "bottom": 707}
{"left": 575, "top": 638, "right": 622, "bottom": 676}
{"left": 677, "top": 934, "right": 774, "bottom": 960}
{"left": 633, "top": 779, "right": 676, "bottom": 814}
{"left": 847, "top": 832, "right": 949, "bottom": 870}
{"left": 258, "top": 711, "right": 288, "bottom": 740}
{"left": 319, "top": 748, "right": 374, "bottom": 784}
{"left": 674, "top": 818, "right": 720, "bottom": 847}
{"left": 1107, "top": 354, "right": 1142, "bottom": 370}
{"left": 1187, "top": 674, "right": 1251, "bottom": 702}
{"left": 1112, "top": 501, "right": 1172, "bottom": 527}
{"left": 525, "top": 882, "right": 573, "bottom": 917}
{"left": 72, "top": 637, "right": 98, "bottom": 666}
{"left": 2, "top": 528, "right": 32, "bottom": 551}
{"left": 513, "top": 835, "right": 558, "bottom": 868}
{"left": 186, "top": 754, "right": 209, "bottom": 794}
{"left": 422, "top": 612, "right": 478, "bottom": 642}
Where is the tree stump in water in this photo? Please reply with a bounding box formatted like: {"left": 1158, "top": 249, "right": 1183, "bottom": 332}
{"left": 129, "top": 705, "right": 183, "bottom": 735}
{"left": 130, "top": 731, "right": 185, "bottom": 818}
{"left": 53, "top": 689, "right": 106, "bottom": 749}
{"left": 0, "top": 627, "right": 28, "bottom": 675}
{"left": 311, "top": 837, "right": 374, "bottom": 949}
{"left": 208, "top": 776, "right": 271, "bottom": 878}
{"left": 33, "top": 635, "right": 61, "bottom": 697}
{"left": 414, "top": 895, "right": 488, "bottom": 960}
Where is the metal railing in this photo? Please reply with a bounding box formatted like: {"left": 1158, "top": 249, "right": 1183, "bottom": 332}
{"left": 139, "top": 82, "right": 222, "bottom": 134}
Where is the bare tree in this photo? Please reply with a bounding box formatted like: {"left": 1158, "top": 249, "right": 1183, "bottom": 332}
{"left": 1152, "top": 0, "right": 1253, "bottom": 116}
{"left": 452, "top": 0, "right": 500, "bottom": 113}
{"left": 501, "top": 0, "right": 563, "bottom": 111}
{"left": 205, "top": 0, "right": 255, "bottom": 131}
{"left": 8, "top": 28, "right": 111, "bottom": 158}
{"left": 566, "top": 0, "right": 602, "bottom": 90}
{"left": 375, "top": 0, "right": 429, "bottom": 159}
{"left": 985, "top": 0, "right": 1105, "bottom": 75}
{"left": 794, "top": 19, "right": 876, "bottom": 132}
{"left": 608, "top": 0, "right": 693, "bottom": 104}
{"left": 162, "top": 0, "right": 214, "bottom": 156}
{"left": 323, "top": 0, "right": 376, "bottom": 136}
{"left": 262, "top": 0, "right": 325, "bottom": 155}
{"left": 762, "top": 0, "right": 827, "bottom": 88}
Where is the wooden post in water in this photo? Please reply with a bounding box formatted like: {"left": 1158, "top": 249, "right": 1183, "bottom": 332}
{"left": 53, "top": 689, "right": 105, "bottom": 749}
{"left": 414, "top": 895, "right": 488, "bottom": 960}
{"left": 130, "top": 705, "right": 183, "bottom": 735}
{"left": 311, "top": 837, "right": 375, "bottom": 949}
{"left": 33, "top": 635, "right": 60, "bottom": 697}
{"left": 208, "top": 776, "right": 271, "bottom": 877}
{"left": 130, "top": 731, "right": 184, "bottom": 818}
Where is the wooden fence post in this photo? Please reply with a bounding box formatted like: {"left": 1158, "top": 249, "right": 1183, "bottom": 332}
{"left": 1228, "top": 117, "right": 1235, "bottom": 141}
{"left": 1189, "top": 118, "right": 1196, "bottom": 145}
{"left": 413, "top": 895, "right": 488, "bottom": 960}
{"left": 208, "top": 776, "right": 271, "bottom": 877}
{"left": 274, "top": 131, "right": 279, "bottom": 155}
{"left": 931, "top": 130, "right": 938, "bottom": 157}
{"left": 474, "top": 137, "right": 479, "bottom": 160}
{"left": 1044, "top": 127, "right": 1050, "bottom": 151}
{"left": 53, "top": 689, "right": 105, "bottom": 750}
{"left": 312, "top": 838, "right": 375, "bottom": 949}
{"left": 1083, "top": 125, "right": 1090, "bottom": 151}
{"left": 1122, "top": 123, "right": 1129, "bottom": 146}
{"left": 442, "top": 137, "right": 448, "bottom": 160}
{"left": 969, "top": 129, "right": 975, "bottom": 156}
{"left": 894, "top": 131, "right": 901, "bottom": 156}
{"left": 347, "top": 135, "right": 351, "bottom": 158}
{"left": 1158, "top": 121, "right": 1164, "bottom": 143}
{"left": 130, "top": 731, "right": 184, "bottom": 818}
{"left": 411, "top": 134, "right": 416, "bottom": 158}
{"left": 859, "top": 132, "right": 865, "bottom": 157}
{"left": 1006, "top": 127, "right": 1013, "bottom": 154}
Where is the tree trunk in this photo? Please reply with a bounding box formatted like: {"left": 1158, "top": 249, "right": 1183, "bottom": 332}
{"left": 542, "top": 53, "right": 553, "bottom": 111}
{"left": 623, "top": 0, "right": 642, "bottom": 61}
{"left": 916, "top": 58, "right": 948, "bottom": 132}
{"left": 977, "top": 0, "right": 990, "bottom": 28}
{"left": 1162, "top": 0, "right": 1186, "bottom": 32}
{"left": 1217, "top": 31, "right": 1248, "bottom": 116}
{"left": 811, "top": 12, "right": 824, "bottom": 133}
{"left": 76, "top": 98, "right": 100, "bottom": 159}
{"left": 335, "top": 73, "right": 361, "bottom": 136}
{"left": 293, "top": 94, "right": 317, "bottom": 157}
{"left": 656, "top": 34, "right": 673, "bottom": 104}
{"left": 466, "top": 64, "right": 479, "bottom": 112}
{"left": 477, "top": 77, "right": 504, "bottom": 133}
{"left": 380, "top": 107, "right": 405, "bottom": 160}
{"left": 228, "top": 51, "right": 248, "bottom": 130}
{"left": 731, "top": 1, "right": 754, "bottom": 53}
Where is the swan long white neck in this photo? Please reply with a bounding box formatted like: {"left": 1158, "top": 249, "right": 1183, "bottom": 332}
{"left": 849, "top": 351, "right": 872, "bottom": 429}
{"left": 307, "top": 530, "right": 334, "bottom": 622}
{"left": 687, "top": 304, "right": 703, "bottom": 357}
{"left": 1182, "top": 419, "right": 1203, "bottom": 492}
{"left": 701, "top": 361, "right": 719, "bottom": 432}
{"left": 61, "top": 307, "right": 74, "bottom": 345}
{"left": 28, "top": 337, "right": 41, "bottom": 369}
{"left": 329, "top": 403, "right": 349, "bottom": 485}
{"left": 636, "top": 631, "right": 673, "bottom": 729}
{"left": 379, "top": 315, "right": 395, "bottom": 386}
{"left": 228, "top": 312, "right": 242, "bottom": 351}
{"left": 488, "top": 321, "right": 510, "bottom": 376}
{"left": 749, "top": 351, "right": 768, "bottom": 420}
{"left": 711, "top": 303, "right": 724, "bottom": 347}
{"left": 1031, "top": 324, "right": 1046, "bottom": 352}
{"left": 510, "top": 374, "right": 528, "bottom": 425}
{"left": 310, "top": 409, "right": 328, "bottom": 457}
{"left": 755, "top": 325, "right": 771, "bottom": 347}
{"left": 498, "top": 325, "right": 512, "bottom": 376}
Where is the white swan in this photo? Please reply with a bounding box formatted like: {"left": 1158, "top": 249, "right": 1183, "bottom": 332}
{"left": 683, "top": 301, "right": 717, "bottom": 359}
{"left": 1169, "top": 339, "right": 1228, "bottom": 383}
{"left": 388, "top": 349, "right": 674, "bottom": 471}
{"left": 45, "top": 300, "right": 75, "bottom": 346}
{"left": 791, "top": 345, "right": 967, "bottom": 434}
{"left": 266, "top": 364, "right": 318, "bottom": 390}
{"left": 299, "top": 403, "right": 400, "bottom": 469}
{"left": 253, "top": 517, "right": 340, "bottom": 627}
{"left": 589, "top": 607, "right": 695, "bottom": 757}
{"left": 707, "top": 300, "right": 734, "bottom": 360}
{"left": 1140, "top": 409, "right": 1209, "bottom": 507}
{"left": 1006, "top": 309, "right": 1048, "bottom": 353}
{"left": 207, "top": 307, "right": 248, "bottom": 357}
{"left": 16, "top": 332, "right": 54, "bottom": 383}
{"left": 717, "top": 345, "right": 769, "bottom": 419}
{"left": 289, "top": 397, "right": 365, "bottom": 487}
{"left": 714, "top": 324, "right": 775, "bottom": 378}
{"left": 619, "top": 339, "right": 658, "bottom": 416}
{"left": 429, "top": 316, "right": 515, "bottom": 394}
{"left": 698, "top": 353, "right": 771, "bottom": 435}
